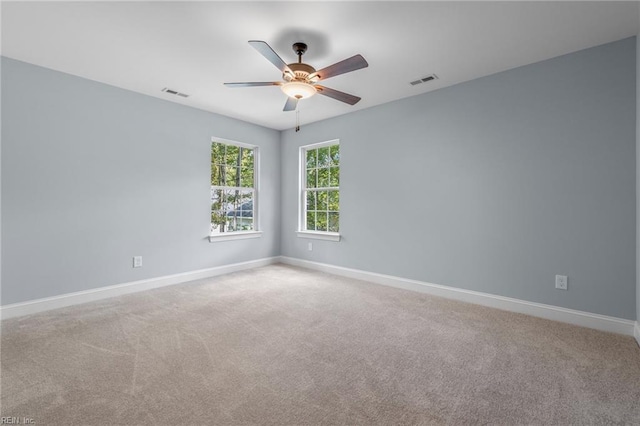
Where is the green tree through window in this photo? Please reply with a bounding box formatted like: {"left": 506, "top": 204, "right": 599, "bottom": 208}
{"left": 211, "top": 140, "right": 256, "bottom": 234}
{"left": 303, "top": 142, "right": 339, "bottom": 233}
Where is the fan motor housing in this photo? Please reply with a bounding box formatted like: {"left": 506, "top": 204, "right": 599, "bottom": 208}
{"left": 284, "top": 62, "right": 316, "bottom": 82}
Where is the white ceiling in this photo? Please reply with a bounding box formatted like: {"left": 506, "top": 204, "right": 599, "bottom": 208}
{"left": 2, "top": 1, "right": 638, "bottom": 131}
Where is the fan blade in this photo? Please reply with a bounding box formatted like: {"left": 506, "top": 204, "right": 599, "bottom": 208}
{"left": 224, "top": 82, "right": 282, "bottom": 88}
{"left": 315, "top": 85, "right": 361, "bottom": 105}
{"left": 249, "top": 40, "right": 294, "bottom": 77}
{"left": 309, "top": 55, "right": 368, "bottom": 81}
{"left": 283, "top": 97, "right": 298, "bottom": 112}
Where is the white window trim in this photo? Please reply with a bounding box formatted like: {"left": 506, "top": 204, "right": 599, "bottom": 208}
{"left": 298, "top": 139, "right": 341, "bottom": 241}
{"left": 296, "top": 231, "right": 340, "bottom": 242}
{"left": 209, "top": 231, "right": 263, "bottom": 242}
{"left": 209, "top": 137, "right": 261, "bottom": 242}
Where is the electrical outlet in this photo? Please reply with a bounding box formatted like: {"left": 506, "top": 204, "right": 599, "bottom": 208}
{"left": 133, "top": 256, "right": 143, "bottom": 268}
{"left": 308, "top": 242, "right": 313, "bottom": 251}
{"left": 555, "top": 275, "right": 568, "bottom": 290}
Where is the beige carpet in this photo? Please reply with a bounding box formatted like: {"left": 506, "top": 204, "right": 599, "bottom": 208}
{"left": 2, "top": 264, "right": 639, "bottom": 425}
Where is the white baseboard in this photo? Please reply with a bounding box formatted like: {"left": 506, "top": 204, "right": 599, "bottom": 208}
{"left": 279, "top": 256, "right": 636, "bottom": 337}
{"left": 0, "top": 257, "right": 279, "bottom": 320}
{"left": 634, "top": 322, "right": 640, "bottom": 347}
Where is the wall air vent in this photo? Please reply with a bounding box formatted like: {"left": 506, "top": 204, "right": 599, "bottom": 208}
{"left": 409, "top": 74, "right": 438, "bottom": 86}
{"left": 161, "top": 87, "right": 190, "bottom": 98}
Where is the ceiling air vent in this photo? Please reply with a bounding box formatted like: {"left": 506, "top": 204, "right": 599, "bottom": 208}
{"left": 161, "top": 87, "right": 190, "bottom": 98}
{"left": 409, "top": 74, "right": 438, "bottom": 86}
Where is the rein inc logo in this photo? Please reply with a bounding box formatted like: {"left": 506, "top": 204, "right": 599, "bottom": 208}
{"left": 1, "top": 418, "right": 35, "bottom": 425}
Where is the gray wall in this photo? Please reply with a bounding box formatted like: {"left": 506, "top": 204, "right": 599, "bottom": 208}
{"left": 281, "top": 38, "right": 636, "bottom": 320}
{"left": 1, "top": 57, "right": 281, "bottom": 305}
{"left": 2, "top": 38, "right": 638, "bottom": 321}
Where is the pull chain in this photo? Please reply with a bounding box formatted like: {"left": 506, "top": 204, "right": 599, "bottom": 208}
{"left": 295, "top": 105, "right": 300, "bottom": 132}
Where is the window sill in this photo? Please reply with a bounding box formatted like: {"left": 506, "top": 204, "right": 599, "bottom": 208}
{"left": 209, "top": 231, "right": 263, "bottom": 243}
{"left": 296, "top": 231, "right": 341, "bottom": 242}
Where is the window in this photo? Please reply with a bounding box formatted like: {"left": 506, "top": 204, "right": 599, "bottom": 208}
{"left": 210, "top": 138, "right": 260, "bottom": 241}
{"left": 299, "top": 140, "right": 340, "bottom": 241}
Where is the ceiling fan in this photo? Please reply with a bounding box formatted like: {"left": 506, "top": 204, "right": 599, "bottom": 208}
{"left": 224, "top": 40, "right": 368, "bottom": 111}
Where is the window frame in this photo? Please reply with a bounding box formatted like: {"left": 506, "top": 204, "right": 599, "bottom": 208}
{"left": 209, "top": 137, "right": 262, "bottom": 242}
{"left": 297, "top": 139, "right": 341, "bottom": 242}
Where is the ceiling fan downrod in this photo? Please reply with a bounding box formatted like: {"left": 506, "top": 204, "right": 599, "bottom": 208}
{"left": 293, "top": 42, "right": 307, "bottom": 64}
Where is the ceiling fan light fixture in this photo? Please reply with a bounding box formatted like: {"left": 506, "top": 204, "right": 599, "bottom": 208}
{"left": 281, "top": 81, "right": 316, "bottom": 100}
{"left": 225, "top": 40, "right": 368, "bottom": 110}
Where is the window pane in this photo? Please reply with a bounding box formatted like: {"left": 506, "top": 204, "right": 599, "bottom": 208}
{"left": 240, "top": 167, "right": 253, "bottom": 187}
{"left": 225, "top": 189, "right": 239, "bottom": 231}
{"left": 225, "top": 145, "right": 240, "bottom": 166}
{"left": 211, "top": 189, "right": 226, "bottom": 234}
{"left": 227, "top": 217, "right": 238, "bottom": 232}
{"left": 318, "top": 147, "right": 331, "bottom": 167}
{"left": 316, "top": 212, "right": 328, "bottom": 231}
{"left": 238, "top": 189, "right": 253, "bottom": 207}
{"left": 329, "top": 166, "right": 339, "bottom": 187}
{"left": 306, "top": 191, "right": 316, "bottom": 211}
{"left": 225, "top": 190, "right": 253, "bottom": 231}
{"left": 242, "top": 218, "right": 254, "bottom": 231}
{"left": 306, "top": 149, "right": 317, "bottom": 169}
{"left": 317, "top": 190, "right": 328, "bottom": 211}
{"left": 224, "top": 166, "right": 239, "bottom": 187}
{"left": 219, "top": 164, "right": 227, "bottom": 186}
{"left": 306, "top": 211, "right": 316, "bottom": 231}
{"left": 211, "top": 211, "right": 226, "bottom": 234}
{"left": 317, "top": 167, "right": 329, "bottom": 188}
{"left": 306, "top": 169, "right": 317, "bottom": 189}
{"left": 328, "top": 190, "right": 339, "bottom": 211}
{"left": 328, "top": 212, "right": 339, "bottom": 232}
{"left": 238, "top": 190, "right": 254, "bottom": 231}
{"left": 212, "top": 142, "right": 225, "bottom": 164}
{"left": 211, "top": 188, "right": 223, "bottom": 208}
{"left": 241, "top": 148, "right": 254, "bottom": 169}
{"left": 211, "top": 164, "right": 222, "bottom": 186}
{"left": 330, "top": 144, "right": 340, "bottom": 165}
{"left": 224, "top": 190, "right": 238, "bottom": 213}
